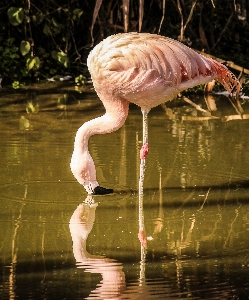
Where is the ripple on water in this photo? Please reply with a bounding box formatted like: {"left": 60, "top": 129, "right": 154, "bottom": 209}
{"left": 0, "top": 181, "right": 86, "bottom": 204}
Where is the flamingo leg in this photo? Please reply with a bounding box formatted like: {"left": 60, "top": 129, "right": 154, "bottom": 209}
{"left": 138, "top": 108, "right": 149, "bottom": 249}
{"left": 142, "top": 108, "right": 149, "bottom": 146}
{"left": 139, "top": 108, "right": 150, "bottom": 195}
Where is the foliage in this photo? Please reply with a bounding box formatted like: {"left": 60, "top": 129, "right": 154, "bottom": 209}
{"left": 0, "top": 37, "right": 26, "bottom": 81}
{"left": 0, "top": 0, "right": 249, "bottom": 87}
{"left": 0, "top": 0, "right": 89, "bottom": 84}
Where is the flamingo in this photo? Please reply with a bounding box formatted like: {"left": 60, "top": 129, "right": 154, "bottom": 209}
{"left": 70, "top": 32, "right": 241, "bottom": 195}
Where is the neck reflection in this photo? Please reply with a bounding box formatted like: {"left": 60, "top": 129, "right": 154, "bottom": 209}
{"left": 69, "top": 196, "right": 126, "bottom": 299}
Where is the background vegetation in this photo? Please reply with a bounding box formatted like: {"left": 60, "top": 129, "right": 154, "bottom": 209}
{"left": 0, "top": 0, "right": 248, "bottom": 87}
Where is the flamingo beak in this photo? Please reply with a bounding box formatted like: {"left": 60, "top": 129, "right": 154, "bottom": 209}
{"left": 92, "top": 186, "right": 114, "bottom": 195}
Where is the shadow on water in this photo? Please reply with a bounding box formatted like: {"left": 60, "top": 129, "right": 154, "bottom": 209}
{"left": 0, "top": 84, "right": 249, "bottom": 299}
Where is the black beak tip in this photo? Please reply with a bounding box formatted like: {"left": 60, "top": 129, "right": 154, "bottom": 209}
{"left": 92, "top": 186, "right": 114, "bottom": 195}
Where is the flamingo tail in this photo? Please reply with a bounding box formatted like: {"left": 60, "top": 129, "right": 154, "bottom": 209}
{"left": 207, "top": 57, "right": 243, "bottom": 114}
{"left": 208, "top": 57, "right": 241, "bottom": 97}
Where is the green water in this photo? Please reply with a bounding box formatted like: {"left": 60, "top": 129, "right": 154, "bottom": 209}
{"left": 0, "top": 83, "right": 249, "bottom": 299}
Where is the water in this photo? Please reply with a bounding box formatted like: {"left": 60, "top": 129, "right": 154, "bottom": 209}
{"left": 1, "top": 83, "right": 249, "bottom": 299}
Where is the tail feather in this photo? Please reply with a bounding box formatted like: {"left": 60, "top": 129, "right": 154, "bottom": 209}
{"left": 206, "top": 57, "right": 243, "bottom": 114}
{"left": 207, "top": 57, "right": 241, "bottom": 97}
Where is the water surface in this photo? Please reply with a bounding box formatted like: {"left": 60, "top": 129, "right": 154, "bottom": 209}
{"left": 0, "top": 83, "right": 249, "bottom": 299}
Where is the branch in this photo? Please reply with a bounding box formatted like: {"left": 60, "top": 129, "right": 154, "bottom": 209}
{"left": 122, "top": 0, "right": 130, "bottom": 32}
{"left": 177, "top": 0, "right": 184, "bottom": 41}
{"left": 183, "top": 0, "right": 197, "bottom": 33}
{"left": 158, "top": 0, "right": 166, "bottom": 34}
{"left": 139, "top": 0, "right": 144, "bottom": 32}
{"left": 90, "top": 0, "right": 103, "bottom": 46}
{"left": 211, "top": 13, "right": 233, "bottom": 51}
{"left": 177, "top": 0, "right": 198, "bottom": 41}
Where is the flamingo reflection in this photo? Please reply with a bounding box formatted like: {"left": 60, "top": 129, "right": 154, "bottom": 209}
{"left": 69, "top": 196, "right": 126, "bottom": 299}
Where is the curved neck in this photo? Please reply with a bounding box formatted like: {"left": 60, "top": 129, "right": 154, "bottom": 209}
{"left": 74, "top": 97, "right": 130, "bottom": 150}
{"left": 71, "top": 97, "right": 129, "bottom": 193}
{"left": 74, "top": 114, "right": 111, "bottom": 151}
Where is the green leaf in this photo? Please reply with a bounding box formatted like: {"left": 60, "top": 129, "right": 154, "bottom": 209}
{"left": 51, "top": 50, "right": 58, "bottom": 60}
{"left": 52, "top": 18, "right": 60, "bottom": 28}
{"left": 52, "top": 51, "right": 69, "bottom": 68}
{"left": 20, "top": 41, "right": 30, "bottom": 56}
{"left": 32, "top": 12, "right": 44, "bottom": 25}
{"left": 26, "top": 57, "right": 35, "bottom": 70}
{"left": 6, "top": 37, "right": 15, "bottom": 46}
{"left": 51, "top": 18, "right": 63, "bottom": 34}
{"left": 75, "top": 74, "right": 86, "bottom": 86}
{"left": 73, "top": 9, "right": 83, "bottom": 20}
{"left": 49, "top": 68, "right": 57, "bottom": 75}
{"left": 26, "top": 57, "right": 40, "bottom": 70}
{"left": 57, "top": 52, "right": 69, "bottom": 68}
{"left": 43, "top": 24, "right": 52, "bottom": 36}
{"left": 10, "top": 53, "right": 19, "bottom": 59}
{"left": 7, "top": 7, "right": 24, "bottom": 26}
{"left": 51, "top": 50, "right": 69, "bottom": 68}
{"left": 33, "top": 57, "right": 40, "bottom": 69}
{"left": 12, "top": 81, "right": 20, "bottom": 89}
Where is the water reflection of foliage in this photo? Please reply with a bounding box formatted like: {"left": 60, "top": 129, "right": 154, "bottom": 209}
{"left": 141, "top": 188, "right": 248, "bottom": 271}
{"left": 78, "top": 188, "right": 249, "bottom": 298}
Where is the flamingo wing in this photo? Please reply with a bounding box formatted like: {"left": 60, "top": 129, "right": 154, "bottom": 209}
{"left": 87, "top": 33, "right": 240, "bottom": 109}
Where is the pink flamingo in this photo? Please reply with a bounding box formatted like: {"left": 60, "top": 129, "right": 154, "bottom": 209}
{"left": 70, "top": 32, "right": 241, "bottom": 195}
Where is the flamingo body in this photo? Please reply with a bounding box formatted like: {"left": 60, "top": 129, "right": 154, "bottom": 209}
{"left": 71, "top": 32, "right": 240, "bottom": 194}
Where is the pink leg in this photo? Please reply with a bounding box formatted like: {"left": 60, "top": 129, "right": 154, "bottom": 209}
{"left": 139, "top": 108, "right": 150, "bottom": 195}
{"left": 138, "top": 109, "right": 150, "bottom": 249}
{"left": 141, "top": 108, "right": 150, "bottom": 151}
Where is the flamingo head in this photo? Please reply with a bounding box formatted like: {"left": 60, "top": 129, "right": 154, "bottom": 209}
{"left": 70, "top": 150, "right": 113, "bottom": 195}
{"left": 70, "top": 149, "right": 99, "bottom": 194}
